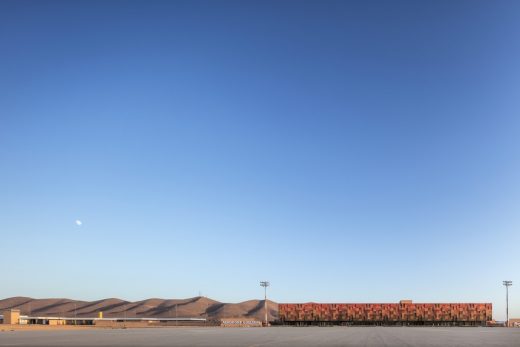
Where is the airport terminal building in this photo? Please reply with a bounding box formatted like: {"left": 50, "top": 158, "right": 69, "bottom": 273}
{"left": 279, "top": 300, "right": 492, "bottom": 326}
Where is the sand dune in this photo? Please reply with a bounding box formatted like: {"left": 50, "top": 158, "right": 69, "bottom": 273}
{"left": 0, "top": 297, "right": 278, "bottom": 321}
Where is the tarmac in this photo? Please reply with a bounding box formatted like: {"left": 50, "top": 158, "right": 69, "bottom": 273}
{"left": 0, "top": 326, "right": 519, "bottom": 346}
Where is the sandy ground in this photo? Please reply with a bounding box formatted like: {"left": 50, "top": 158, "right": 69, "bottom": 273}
{"left": 0, "top": 324, "right": 97, "bottom": 331}
{"left": 0, "top": 324, "right": 205, "bottom": 331}
{"left": 1, "top": 326, "right": 520, "bottom": 346}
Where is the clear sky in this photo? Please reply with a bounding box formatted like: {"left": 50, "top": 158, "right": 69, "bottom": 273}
{"left": 1, "top": 0, "right": 518, "bottom": 320}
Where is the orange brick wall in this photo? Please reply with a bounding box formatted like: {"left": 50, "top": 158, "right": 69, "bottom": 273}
{"left": 279, "top": 302, "right": 492, "bottom": 324}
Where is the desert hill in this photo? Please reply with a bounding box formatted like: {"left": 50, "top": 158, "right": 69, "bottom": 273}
{"left": 0, "top": 297, "right": 278, "bottom": 321}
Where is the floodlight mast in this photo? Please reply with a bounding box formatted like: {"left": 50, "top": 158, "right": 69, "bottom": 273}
{"left": 503, "top": 281, "right": 513, "bottom": 327}
{"left": 260, "top": 281, "right": 270, "bottom": 326}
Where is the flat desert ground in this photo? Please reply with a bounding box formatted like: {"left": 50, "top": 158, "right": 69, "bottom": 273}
{"left": 1, "top": 327, "right": 520, "bottom": 347}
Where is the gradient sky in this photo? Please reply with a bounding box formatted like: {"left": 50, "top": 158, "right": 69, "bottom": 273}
{"left": 1, "top": 0, "right": 519, "bottom": 320}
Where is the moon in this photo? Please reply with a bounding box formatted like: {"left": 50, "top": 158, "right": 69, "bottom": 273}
{"left": 75, "top": 220, "right": 82, "bottom": 226}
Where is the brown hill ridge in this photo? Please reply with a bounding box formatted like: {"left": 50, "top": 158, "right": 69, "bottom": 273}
{"left": 0, "top": 297, "right": 278, "bottom": 321}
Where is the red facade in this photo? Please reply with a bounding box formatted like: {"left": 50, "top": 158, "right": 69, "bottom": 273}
{"left": 278, "top": 302, "right": 492, "bottom": 325}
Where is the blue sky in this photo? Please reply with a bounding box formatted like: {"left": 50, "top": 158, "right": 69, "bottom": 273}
{"left": 0, "top": 0, "right": 519, "bottom": 320}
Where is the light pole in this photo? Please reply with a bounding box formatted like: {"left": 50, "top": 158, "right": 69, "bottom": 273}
{"left": 123, "top": 302, "right": 127, "bottom": 328}
{"left": 503, "top": 281, "right": 512, "bottom": 327}
{"left": 260, "top": 281, "right": 270, "bottom": 327}
{"left": 206, "top": 300, "right": 209, "bottom": 326}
